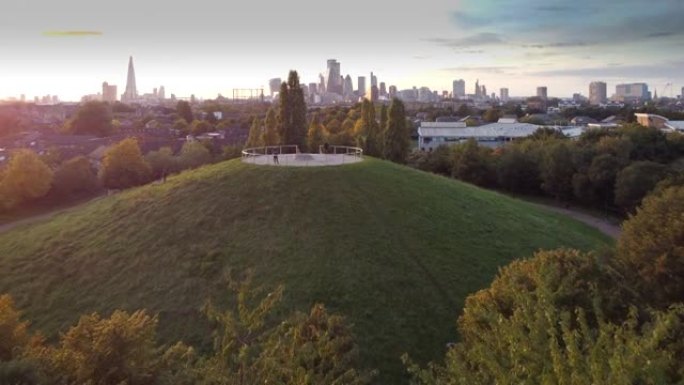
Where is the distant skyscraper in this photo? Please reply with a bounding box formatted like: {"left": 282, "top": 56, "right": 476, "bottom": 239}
{"left": 370, "top": 72, "right": 378, "bottom": 88}
{"left": 370, "top": 85, "right": 379, "bottom": 102}
{"left": 481, "top": 85, "right": 487, "bottom": 99}
{"left": 389, "top": 85, "right": 397, "bottom": 99}
{"left": 615, "top": 83, "right": 649, "bottom": 103}
{"left": 500, "top": 88, "right": 509, "bottom": 102}
{"left": 325, "top": 59, "right": 342, "bottom": 94}
{"left": 452, "top": 79, "right": 465, "bottom": 99}
{"left": 474, "top": 79, "right": 480, "bottom": 97}
{"left": 121, "top": 56, "right": 138, "bottom": 102}
{"left": 681, "top": 87, "right": 684, "bottom": 99}
{"left": 158, "top": 86, "right": 166, "bottom": 100}
{"left": 589, "top": 81, "right": 607, "bottom": 105}
{"left": 379, "top": 82, "right": 387, "bottom": 97}
{"left": 102, "top": 82, "right": 118, "bottom": 102}
{"left": 309, "top": 83, "right": 318, "bottom": 95}
{"left": 357, "top": 76, "right": 367, "bottom": 97}
{"left": 319, "top": 74, "right": 326, "bottom": 94}
{"left": 537, "top": 86, "right": 548, "bottom": 100}
{"left": 269, "top": 78, "right": 282, "bottom": 97}
{"left": 343, "top": 75, "right": 354, "bottom": 99}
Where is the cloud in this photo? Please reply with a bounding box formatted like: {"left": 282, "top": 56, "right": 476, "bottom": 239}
{"left": 423, "top": 33, "right": 504, "bottom": 48}
{"left": 441, "top": 66, "right": 518, "bottom": 75}
{"left": 528, "top": 61, "right": 684, "bottom": 79}
{"left": 42, "top": 31, "right": 103, "bottom": 37}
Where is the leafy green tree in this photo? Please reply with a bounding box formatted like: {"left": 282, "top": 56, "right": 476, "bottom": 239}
{"left": 99, "top": 138, "right": 152, "bottom": 190}
{"left": 614, "top": 161, "right": 668, "bottom": 211}
{"left": 451, "top": 139, "right": 495, "bottom": 187}
{"left": 189, "top": 120, "right": 212, "bottom": 136}
{"left": 620, "top": 124, "right": 671, "bottom": 162}
{"left": 278, "top": 71, "right": 307, "bottom": 149}
{"left": 176, "top": 101, "right": 194, "bottom": 124}
{"left": 379, "top": 104, "right": 388, "bottom": 134}
{"left": 529, "top": 127, "right": 565, "bottom": 141}
{"left": 0, "top": 149, "right": 53, "bottom": 209}
{"left": 540, "top": 141, "right": 575, "bottom": 200}
{"left": 178, "top": 141, "right": 212, "bottom": 170}
{"left": 617, "top": 186, "right": 684, "bottom": 306}
{"left": 245, "top": 117, "right": 265, "bottom": 148}
{"left": 262, "top": 107, "right": 279, "bottom": 146}
{"left": 172, "top": 118, "right": 189, "bottom": 134}
{"left": 63, "top": 101, "right": 114, "bottom": 136}
{"left": 587, "top": 153, "right": 622, "bottom": 204}
{"left": 52, "top": 156, "right": 100, "bottom": 197}
{"left": 482, "top": 108, "right": 500, "bottom": 123}
{"left": 384, "top": 98, "right": 410, "bottom": 163}
{"left": 222, "top": 145, "right": 243, "bottom": 160}
{"left": 496, "top": 146, "right": 540, "bottom": 193}
{"left": 145, "top": 147, "right": 177, "bottom": 180}
{"left": 307, "top": 113, "right": 327, "bottom": 153}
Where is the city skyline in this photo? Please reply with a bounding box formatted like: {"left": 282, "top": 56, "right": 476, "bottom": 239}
{"left": 1, "top": 0, "right": 683, "bottom": 100}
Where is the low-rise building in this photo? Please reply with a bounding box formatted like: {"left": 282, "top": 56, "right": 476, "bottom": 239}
{"left": 417, "top": 120, "right": 542, "bottom": 150}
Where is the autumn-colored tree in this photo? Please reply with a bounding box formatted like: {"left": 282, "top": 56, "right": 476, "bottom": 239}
{"left": 245, "top": 117, "right": 264, "bottom": 148}
{"left": 0, "top": 295, "right": 32, "bottom": 362}
{"left": 307, "top": 113, "right": 327, "bottom": 153}
{"left": 0, "top": 149, "right": 53, "bottom": 209}
{"left": 262, "top": 107, "right": 280, "bottom": 146}
{"left": 98, "top": 138, "right": 152, "bottom": 190}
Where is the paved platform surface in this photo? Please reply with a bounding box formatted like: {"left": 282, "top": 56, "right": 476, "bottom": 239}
{"left": 242, "top": 153, "right": 363, "bottom": 167}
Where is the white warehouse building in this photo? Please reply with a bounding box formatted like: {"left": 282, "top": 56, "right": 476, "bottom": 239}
{"left": 417, "top": 119, "right": 543, "bottom": 150}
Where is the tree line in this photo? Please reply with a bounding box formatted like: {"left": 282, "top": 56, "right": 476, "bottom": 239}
{"left": 244, "top": 71, "right": 412, "bottom": 162}
{"left": 0, "top": 274, "right": 374, "bottom": 385}
{"left": 408, "top": 124, "right": 684, "bottom": 214}
{"left": 0, "top": 139, "right": 242, "bottom": 214}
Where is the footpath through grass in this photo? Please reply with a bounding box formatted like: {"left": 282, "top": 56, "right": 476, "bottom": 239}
{"left": 0, "top": 158, "right": 612, "bottom": 384}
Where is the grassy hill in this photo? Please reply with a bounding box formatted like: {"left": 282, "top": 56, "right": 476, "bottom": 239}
{"left": 0, "top": 158, "right": 612, "bottom": 384}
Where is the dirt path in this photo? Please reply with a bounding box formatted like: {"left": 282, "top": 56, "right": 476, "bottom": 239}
{"left": 533, "top": 203, "right": 621, "bottom": 240}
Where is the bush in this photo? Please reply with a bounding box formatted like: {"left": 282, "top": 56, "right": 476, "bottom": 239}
{"left": 52, "top": 156, "right": 100, "bottom": 197}
{"left": 178, "top": 141, "right": 212, "bottom": 170}
{"left": 617, "top": 186, "right": 684, "bottom": 306}
{"left": 0, "top": 149, "right": 53, "bottom": 209}
{"left": 99, "top": 138, "right": 152, "bottom": 190}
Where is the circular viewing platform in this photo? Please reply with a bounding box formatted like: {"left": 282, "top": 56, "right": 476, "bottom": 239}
{"left": 241, "top": 145, "right": 363, "bottom": 167}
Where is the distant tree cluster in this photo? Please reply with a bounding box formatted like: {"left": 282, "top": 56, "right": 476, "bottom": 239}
{"left": 62, "top": 101, "right": 115, "bottom": 137}
{"left": 0, "top": 276, "right": 374, "bottom": 385}
{"left": 408, "top": 124, "right": 684, "bottom": 213}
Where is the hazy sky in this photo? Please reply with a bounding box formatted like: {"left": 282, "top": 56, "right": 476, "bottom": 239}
{"left": 1, "top": 0, "right": 682, "bottom": 101}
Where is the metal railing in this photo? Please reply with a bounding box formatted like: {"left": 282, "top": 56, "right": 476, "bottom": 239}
{"left": 317, "top": 145, "right": 363, "bottom": 157}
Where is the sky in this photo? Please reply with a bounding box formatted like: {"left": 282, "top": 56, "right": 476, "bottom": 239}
{"left": 0, "top": 0, "right": 682, "bottom": 101}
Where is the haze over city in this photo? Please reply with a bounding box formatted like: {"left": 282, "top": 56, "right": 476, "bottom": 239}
{"left": 1, "top": 0, "right": 683, "bottom": 100}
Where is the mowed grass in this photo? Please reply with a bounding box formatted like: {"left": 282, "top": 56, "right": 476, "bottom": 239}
{"left": 0, "top": 158, "right": 612, "bottom": 384}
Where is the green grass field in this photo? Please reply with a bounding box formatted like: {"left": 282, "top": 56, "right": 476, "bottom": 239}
{"left": 0, "top": 158, "right": 612, "bottom": 384}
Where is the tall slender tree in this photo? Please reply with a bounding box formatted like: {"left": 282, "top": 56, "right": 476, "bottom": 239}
{"left": 246, "top": 117, "right": 264, "bottom": 148}
{"left": 384, "top": 98, "right": 410, "bottom": 163}
{"left": 262, "top": 107, "right": 279, "bottom": 146}
{"left": 277, "top": 71, "right": 307, "bottom": 150}
{"left": 358, "top": 99, "right": 382, "bottom": 157}
{"left": 306, "top": 113, "right": 327, "bottom": 153}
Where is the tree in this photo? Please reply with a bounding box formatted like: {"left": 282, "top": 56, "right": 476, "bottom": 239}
{"left": 189, "top": 120, "right": 212, "bottom": 136}
{"left": 379, "top": 104, "right": 388, "bottom": 134}
{"left": 222, "top": 145, "right": 243, "bottom": 161}
{"left": 176, "top": 101, "right": 194, "bottom": 124}
{"left": 357, "top": 99, "right": 382, "bottom": 157}
{"left": 173, "top": 118, "right": 189, "bottom": 135}
{"left": 0, "top": 294, "right": 32, "bottom": 362}
{"left": 99, "top": 138, "right": 152, "bottom": 190}
{"left": 496, "top": 146, "right": 540, "bottom": 193}
{"left": 145, "top": 147, "right": 177, "bottom": 180}
{"left": 404, "top": 249, "right": 683, "bottom": 385}
{"left": 384, "top": 98, "right": 410, "bottom": 163}
{"left": 178, "top": 141, "right": 212, "bottom": 170}
{"left": 617, "top": 186, "right": 684, "bottom": 306}
{"left": 63, "top": 101, "right": 114, "bottom": 137}
{"left": 52, "top": 156, "right": 100, "bottom": 197}
{"left": 587, "top": 153, "right": 622, "bottom": 204}
{"left": 0, "top": 149, "right": 53, "bottom": 209}
{"left": 614, "top": 161, "right": 668, "bottom": 211}
{"left": 306, "top": 113, "right": 327, "bottom": 153}
{"left": 277, "top": 71, "right": 307, "bottom": 149}
{"left": 262, "top": 108, "right": 279, "bottom": 146}
{"left": 245, "top": 117, "right": 264, "bottom": 149}
{"left": 451, "top": 139, "right": 495, "bottom": 187}
{"left": 482, "top": 108, "right": 500, "bottom": 123}
{"left": 540, "top": 141, "right": 575, "bottom": 200}
{"left": 620, "top": 124, "right": 671, "bottom": 162}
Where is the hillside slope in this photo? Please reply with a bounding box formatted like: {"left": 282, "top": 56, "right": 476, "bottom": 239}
{"left": 0, "top": 158, "right": 611, "bottom": 383}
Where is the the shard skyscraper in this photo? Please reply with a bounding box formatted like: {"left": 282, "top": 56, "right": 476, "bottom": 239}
{"left": 121, "top": 56, "right": 138, "bottom": 102}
